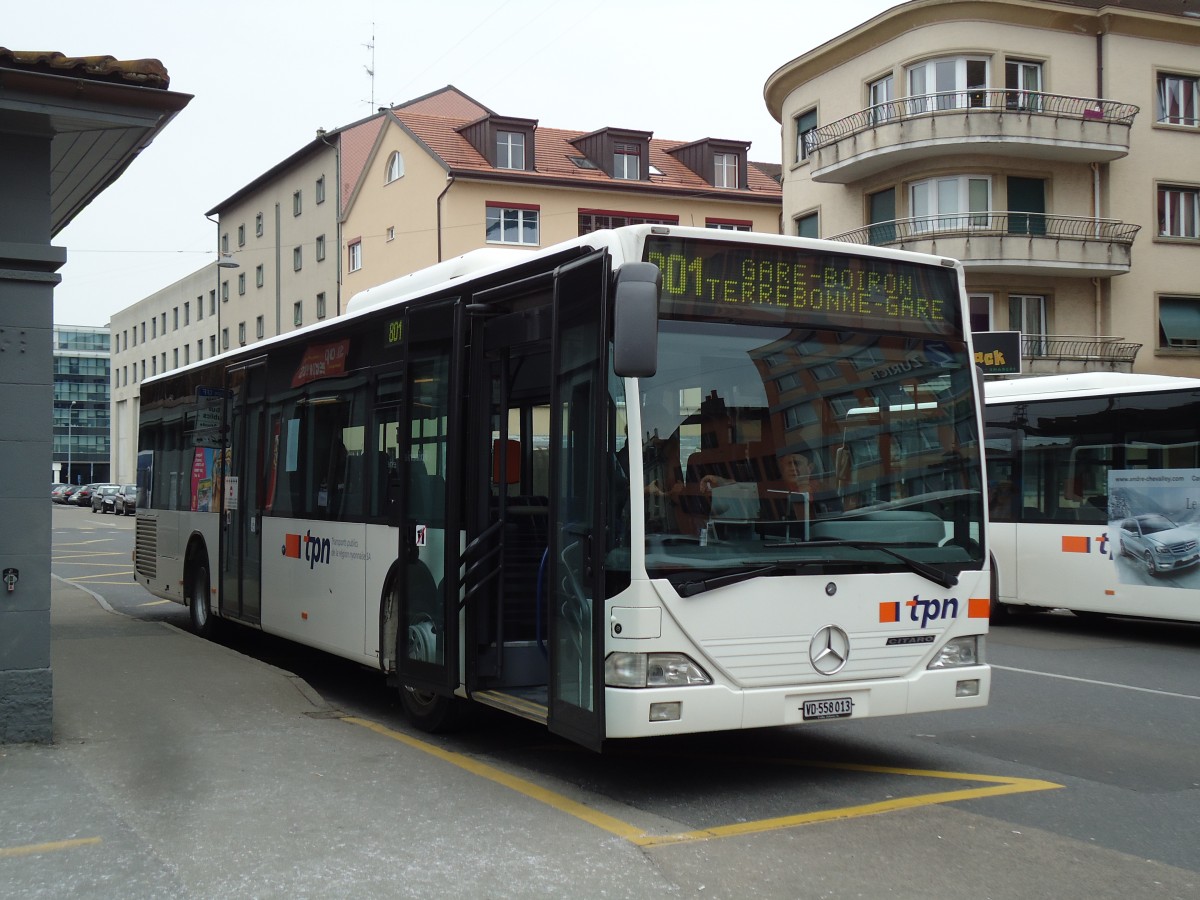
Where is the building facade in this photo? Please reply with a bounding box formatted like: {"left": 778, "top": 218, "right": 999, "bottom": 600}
{"left": 52, "top": 325, "right": 111, "bottom": 486}
{"left": 109, "top": 87, "right": 782, "bottom": 483}
{"left": 341, "top": 87, "right": 782, "bottom": 296}
{"left": 764, "top": 0, "right": 1200, "bottom": 376}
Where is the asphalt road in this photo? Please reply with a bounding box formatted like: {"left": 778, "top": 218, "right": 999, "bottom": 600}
{"left": 52, "top": 504, "right": 1200, "bottom": 896}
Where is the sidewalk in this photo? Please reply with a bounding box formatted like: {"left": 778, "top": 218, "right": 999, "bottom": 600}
{"left": 0, "top": 579, "right": 673, "bottom": 899}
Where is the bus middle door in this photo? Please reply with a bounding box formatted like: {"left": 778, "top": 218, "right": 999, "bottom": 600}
{"left": 221, "top": 358, "right": 267, "bottom": 623}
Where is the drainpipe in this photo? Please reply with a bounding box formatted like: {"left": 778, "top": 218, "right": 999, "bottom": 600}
{"left": 275, "top": 203, "right": 282, "bottom": 335}
{"left": 1092, "top": 162, "right": 1102, "bottom": 336}
{"left": 436, "top": 174, "right": 454, "bottom": 262}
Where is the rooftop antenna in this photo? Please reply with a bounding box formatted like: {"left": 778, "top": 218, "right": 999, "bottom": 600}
{"left": 363, "top": 23, "right": 376, "bottom": 111}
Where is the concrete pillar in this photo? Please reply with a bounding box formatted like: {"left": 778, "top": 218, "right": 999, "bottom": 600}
{"left": 0, "top": 128, "right": 65, "bottom": 742}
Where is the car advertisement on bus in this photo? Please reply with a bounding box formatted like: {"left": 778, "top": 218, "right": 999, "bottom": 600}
{"left": 1108, "top": 468, "right": 1200, "bottom": 587}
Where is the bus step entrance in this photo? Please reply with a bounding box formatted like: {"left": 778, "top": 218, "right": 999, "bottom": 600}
{"left": 471, "top": 687, "right": 548, "bottom": 725}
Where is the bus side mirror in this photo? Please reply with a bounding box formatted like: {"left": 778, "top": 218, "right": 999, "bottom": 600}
{"left": 613, "top": 262, "right": 659, "bottom": 378}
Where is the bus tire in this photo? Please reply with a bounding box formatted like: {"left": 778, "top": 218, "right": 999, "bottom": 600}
{"left": 393, "top": 612, "right": 465, "bottom": 732}
{"left": 188, "top": 560, "right": 216, "bottom": 639}
{"left": 398, "top": 682, "right": 464, "bottom": 733}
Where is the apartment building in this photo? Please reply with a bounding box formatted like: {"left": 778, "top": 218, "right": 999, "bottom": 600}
{"left": 341, "top": 86, "right": 783, "bottom": 295}
{"left": 109, "top": 87, "right": 781, "bottom": 482}
{"left": 764, "top": 0, "right": 1200, "bottom": 376}
{"left": 108, "top": 113, "right": 387, "bottom": 482}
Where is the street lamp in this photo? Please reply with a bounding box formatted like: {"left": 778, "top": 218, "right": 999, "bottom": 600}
{"left": 66, "top": 400, "right": 77, "bottom": 485}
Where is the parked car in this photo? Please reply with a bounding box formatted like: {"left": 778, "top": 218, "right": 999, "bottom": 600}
{"left": 1117, "top": 513, "right": 1200, "bottom": 576}
{"left": 51, "top": 482, "right": 66, "bottom": 499}
{"left": 73, "top": 483, "right": 102, "bottom": 506}
{"left": 114, "top": 484, "right": 138, "bottom": 516}
{"left": 91, "top": 484, "right": 121, "bottom": 513}
{"left": 53, "top": 484, "right": 79, "bottom": 503}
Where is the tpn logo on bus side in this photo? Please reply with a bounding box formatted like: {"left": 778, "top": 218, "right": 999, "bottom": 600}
{"left": 1062, "top": 533, "right": 1110, "bottom": 556}
{"left": 282, "top": 531, "right": 331, "bottom": 569}
{"left": 879, "top": 595, "right": 990, "bottom": 628}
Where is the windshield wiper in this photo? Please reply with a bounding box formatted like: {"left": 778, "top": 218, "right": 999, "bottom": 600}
{"left": 673, "top": 565, "right": 782, "bottom": 597}
{"left": 771, "top": 539, "right": 958, "bottom": 589}
{"left": 811, "top": 542, "right": 960, "bottom": 592}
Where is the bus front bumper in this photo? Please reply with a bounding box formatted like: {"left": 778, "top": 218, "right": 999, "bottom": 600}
{"left": 602, "top": 665, "right": 990, "bottom": 739}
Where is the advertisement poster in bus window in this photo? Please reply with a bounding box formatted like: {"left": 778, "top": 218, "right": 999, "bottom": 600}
{"left": 1107, "top": 468, "right": 1200, "bottom": 588}
{"left": 190, "top": 447, "right": 229, "bottom": 512}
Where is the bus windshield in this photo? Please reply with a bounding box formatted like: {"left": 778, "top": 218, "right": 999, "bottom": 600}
{"left": 634, "top": 243, "right": 983, "bottom": 583}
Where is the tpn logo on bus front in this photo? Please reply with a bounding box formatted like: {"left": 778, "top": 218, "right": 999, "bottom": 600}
{"left": 283, "top": 530, "right": 331, "bottom": 569}
{"left": 879, "top": 595, "right": 991, "bottom": 628}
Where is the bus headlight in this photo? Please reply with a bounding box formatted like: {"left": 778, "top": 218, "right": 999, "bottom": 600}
{"left": 927, "top": 636, "right": 980, "bottom": 669}
{"left": 605, "top": 652, "right": 712, "bottom": 687}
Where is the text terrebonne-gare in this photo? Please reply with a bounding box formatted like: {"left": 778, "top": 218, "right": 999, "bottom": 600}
{"left": 644, "top": 237, "right": 959, "bottom": 337}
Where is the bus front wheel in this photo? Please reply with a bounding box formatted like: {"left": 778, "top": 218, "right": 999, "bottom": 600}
{"left": 398, "top": 683, "right": 463, "bottom": 733}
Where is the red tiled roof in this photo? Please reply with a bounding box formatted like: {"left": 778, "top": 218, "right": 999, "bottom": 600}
{"left": 0, "top": 48, "right": 170, "bottom": 88}
{"left": 338, "top": 116, "right": 387, "bottom": 211}
{"left": 392, "top": 94, "right": 780, "bottom": 200}
{"left": 396, "top": 85, "right": 491, "bottom": 119}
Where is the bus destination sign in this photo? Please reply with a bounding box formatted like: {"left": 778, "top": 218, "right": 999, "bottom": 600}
{"left": 644, "top": 237, "right": 960, "bottom": 336}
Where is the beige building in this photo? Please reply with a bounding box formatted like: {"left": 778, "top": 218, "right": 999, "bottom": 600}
{"left": 341, "top": 86, "right": 782, "bottom": 296}
{"left": 765, "top": 0, "right": 1200, "bottom": 377}
{"left": 109, "top": 87, "right": 781, "bottom": 484}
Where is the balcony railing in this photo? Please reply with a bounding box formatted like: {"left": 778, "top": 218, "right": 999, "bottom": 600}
{"left": 829, "top": 213, "right": 1141, "bottom": 248}
{"left": 1023, "top": 335, "right": 1141, "bottom": 365}
{"left": 807, "top": 90, "right": 1139, "bottom": 154}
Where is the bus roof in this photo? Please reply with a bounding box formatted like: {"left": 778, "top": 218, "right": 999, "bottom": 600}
{"left": 984, "top": 371, "right": 1200, "bottom": 403}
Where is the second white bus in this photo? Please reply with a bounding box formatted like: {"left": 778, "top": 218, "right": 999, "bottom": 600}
{"left": 985, "top": 371, "right": 1200, "bottom": 624}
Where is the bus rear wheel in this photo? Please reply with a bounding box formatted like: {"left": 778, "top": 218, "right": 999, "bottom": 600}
{"left": 189, "top": 562, "right": 216, "bottom": 638}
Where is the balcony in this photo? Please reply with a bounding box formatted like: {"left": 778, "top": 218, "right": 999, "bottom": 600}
{"left": 806, "top": 91, "right": 1139, "bottom": 184}
{"left": 1022, "top": 334, "right": 1142, "bottom": 374}
{"left": 828, "top": 213, "right": 1140, "bottom": 277}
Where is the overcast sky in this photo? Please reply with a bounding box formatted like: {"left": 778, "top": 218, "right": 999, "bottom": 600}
{"left": 8, "top": 0, "right": 899, "bottom": 327}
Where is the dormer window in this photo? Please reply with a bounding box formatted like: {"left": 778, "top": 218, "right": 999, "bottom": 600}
{"left": 569, "top": 128, "right": 652, "bottom": 181}
{"left": 457, "top": 115, "right": 537, "bottom": 171}
{"left": 496, "top": 131, "right": 526, "bottom": 169}
{"left": 665, "top": 138, "right": 749, "bottom": 189}
{"left": 614, "top": 142, "right": 641, "bottom": 180}
{"left": 714, "top": 153, "right": 739, "bottom": 188}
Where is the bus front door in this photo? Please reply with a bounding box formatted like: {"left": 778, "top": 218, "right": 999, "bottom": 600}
{"left": 221, "top": 359, "right": 267, "bottom": 623}
{"left": 547, "top": 252, "right": 611, "bottom": 750}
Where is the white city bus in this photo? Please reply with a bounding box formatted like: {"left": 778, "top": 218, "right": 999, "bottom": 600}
{"left": 985, "top": 372, "right": 1200, "bottom": 624}
{"left": 133, "top": 225, "right": 990, "bottom": 750}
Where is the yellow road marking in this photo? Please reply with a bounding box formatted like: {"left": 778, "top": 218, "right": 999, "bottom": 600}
{"left": 344, "top": 717, "right": 1062, "bottom": 846}
{"left": 139, "top": 599, "right": 173, "bottom": 607}
{"left": 343, "top": 717, "right": 646, "bottom": 842}
{"left": 0, "top": 837, "right": 102, "bottom": 858}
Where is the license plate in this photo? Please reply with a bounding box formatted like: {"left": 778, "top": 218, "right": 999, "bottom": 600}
{"left": 802, "top": 697, "right": 854, "bottom": 720}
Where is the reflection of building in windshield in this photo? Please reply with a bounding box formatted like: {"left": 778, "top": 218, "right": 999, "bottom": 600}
{"left": 646, "top": 321, "right": 978, "bottom": 538}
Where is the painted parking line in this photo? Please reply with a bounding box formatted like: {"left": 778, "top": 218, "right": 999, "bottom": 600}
{"left": 343, "top": 716, "right": 1062, "bottom": 847}
{"left": 0, "top": 837, "right": 102, "bottom": 859}
{"left": 62, "top": 570, "right": 134, "bottom": 581}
